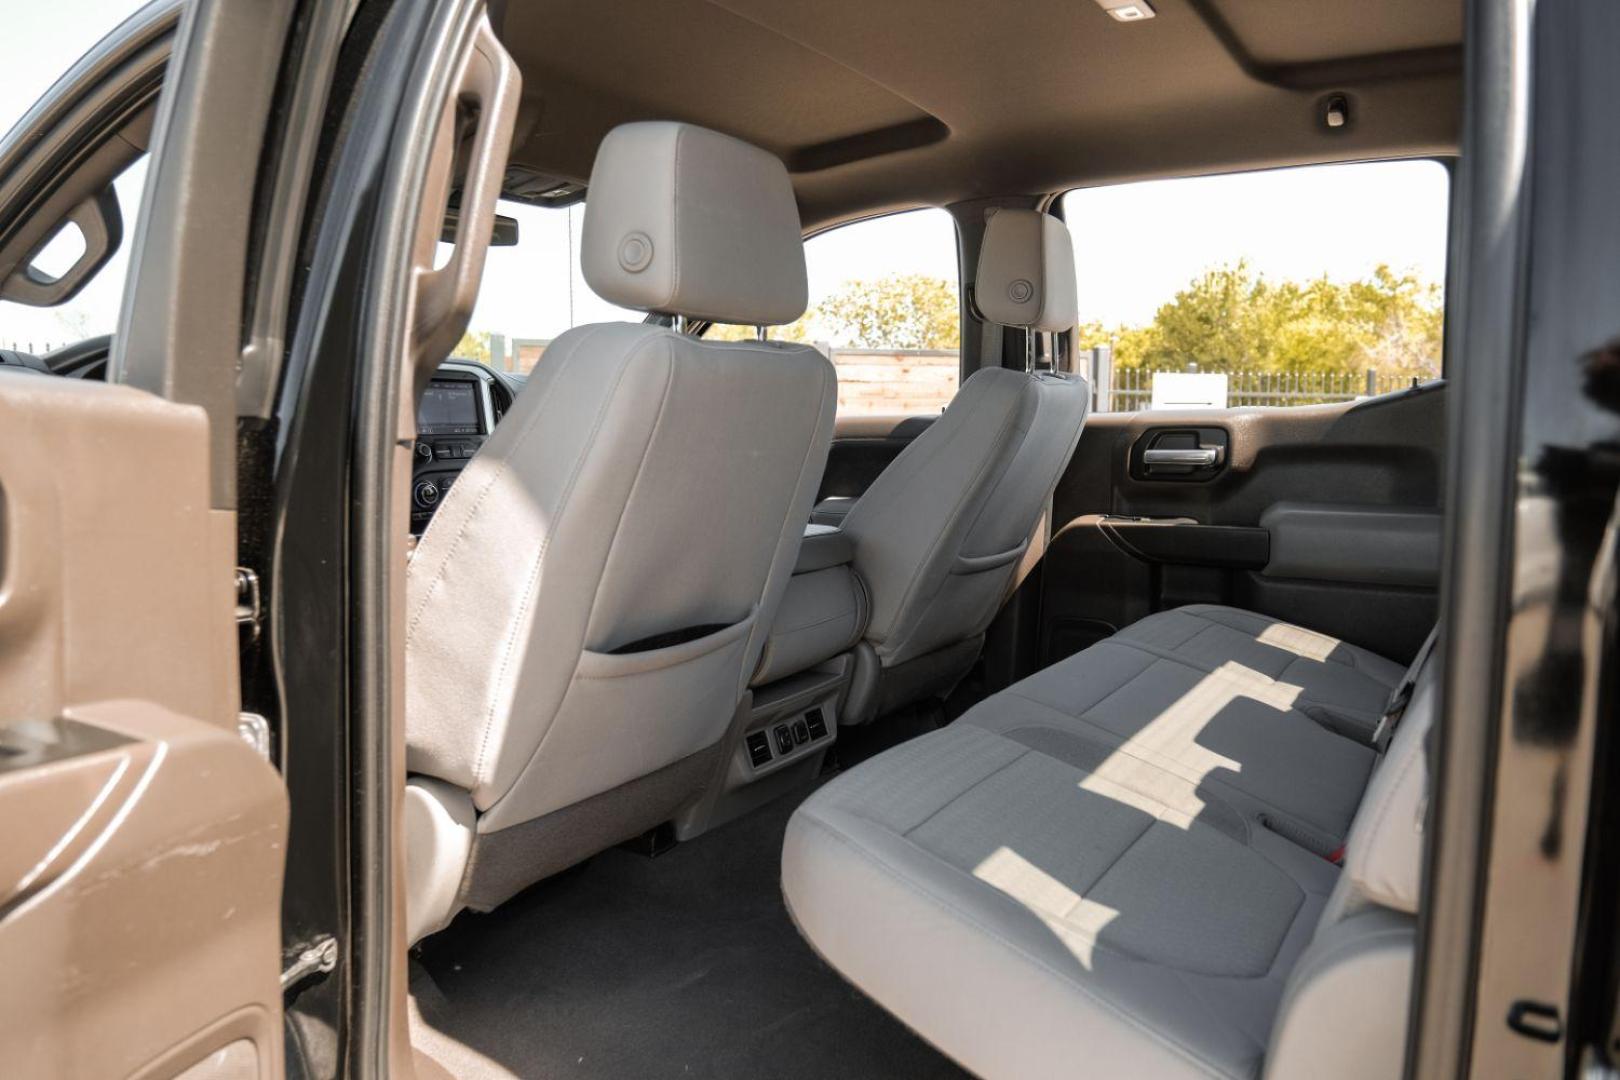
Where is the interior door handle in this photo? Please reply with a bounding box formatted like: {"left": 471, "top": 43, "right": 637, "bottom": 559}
{"left": 1142, "top": 448, "right": 1218, "bottom": 466}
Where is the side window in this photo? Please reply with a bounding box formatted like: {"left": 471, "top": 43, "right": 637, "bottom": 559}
{"left": 1, "top": 0, "right": 154, "bottom": 359}
{"left": 1061, "top": 160, "right": 1449, "bottom": 411}
{"left": 0, "top": 156, "right": 146, "bottom": 352}
{"left": 712, "top": 207, "right": 961, "bottom": 417}
{"left": 451, "top": 198, "right": 641, "bottom": 374}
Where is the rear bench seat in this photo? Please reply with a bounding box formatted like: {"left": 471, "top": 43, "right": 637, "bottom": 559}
{"left": 782, "top": 604, "right": 1433, "bottom": 1079}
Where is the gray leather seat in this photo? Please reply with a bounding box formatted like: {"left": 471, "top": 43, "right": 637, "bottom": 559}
{"left": 784, "top": 606, "right": 1431, "bottom": 1079}
{"left": 840, "top": 209, "right": 1091, "bottom": 724}
{"left": 403, "top": 121, "right": 835, "bottom": 940}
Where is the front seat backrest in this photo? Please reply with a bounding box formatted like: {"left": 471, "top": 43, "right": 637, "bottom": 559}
{"left": 405, "top": 122, "right": 835, "bottom": 918}
{"left": 840, "top": 209, "right": 1089, "bottom": 723}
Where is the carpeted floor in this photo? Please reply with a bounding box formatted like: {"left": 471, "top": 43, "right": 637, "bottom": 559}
{"left": 410, "top": 776, "right": 968, "bottom": 1080}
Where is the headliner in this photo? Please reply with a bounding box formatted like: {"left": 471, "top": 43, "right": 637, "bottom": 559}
{"left": 494, "top": 0, "right": 1462, "bottom": 229}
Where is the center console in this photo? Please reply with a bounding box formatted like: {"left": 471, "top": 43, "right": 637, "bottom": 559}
{"left": 675, "top": 523, "right": 869, "bottom": 838}
{"left": 412, "top": 363, "right": 498, "bottom": 533}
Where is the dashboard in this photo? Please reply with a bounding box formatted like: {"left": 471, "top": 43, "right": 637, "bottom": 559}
{"left": 411, "top": 361, "right": 513, "bottom": 533}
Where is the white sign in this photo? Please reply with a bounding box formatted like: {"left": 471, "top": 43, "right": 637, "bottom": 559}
{"left": 1151, "top": 372, "right": 1229, "bottom": 410}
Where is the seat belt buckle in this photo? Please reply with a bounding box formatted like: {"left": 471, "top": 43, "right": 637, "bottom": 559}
{"left": 1326, "top": 844, "right": 1346, "bottom": 866}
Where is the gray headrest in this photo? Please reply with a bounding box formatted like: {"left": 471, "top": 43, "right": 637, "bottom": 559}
{"left": 581, "top": 122, "right": 808, "bottom": 326}
{"left": 975, "top": 209, "right": 1078, "bottom": 332}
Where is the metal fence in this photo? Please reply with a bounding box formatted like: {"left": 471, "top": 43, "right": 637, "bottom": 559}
{"left": 1, "top": 340, "right": 65, "bottom": 355}
{"left": 1095, "top": 360, "right": 1431, "bottom": 412}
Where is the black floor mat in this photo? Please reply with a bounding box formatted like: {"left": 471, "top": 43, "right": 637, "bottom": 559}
{"left": 411, "top": 782, "right": 969, "bottom": 1080}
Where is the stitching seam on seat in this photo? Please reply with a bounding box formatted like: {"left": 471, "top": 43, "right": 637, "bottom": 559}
{"left": 1098, "top": 637, "right": 1379, "bottom": 746}
{"left": 999, "top": 690, "right": 1353, "bottom": 841}
{"left": 1166, "top": 969, "right": 1268, "bottom": 1074}
{"left": 900, "top": 749, "right": 1033, "bottom": 838}
{"left": 404, "top": 326, "right": 611, "bottom": 643}
{"left": 773, "top": 608, "right": 857, "bottom": 637}
{"left": 469, "top": 339, "right": 662, "bottom": 791}
{"left": 794, "top": 811, "right": 1234, "bottom": 1078}
{"left": 739, "top": 353, "right": 837, "bottom": 692}
{"left": 999, "top": 723, "right": 1254, "bottom": 844}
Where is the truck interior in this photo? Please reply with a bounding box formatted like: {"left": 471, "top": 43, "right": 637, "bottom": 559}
{"left": 396, "top": 2, "right": 1461, "bottom": 1077}
{"left": 3, "top": 0, "right": 1613, "bottom": 1078}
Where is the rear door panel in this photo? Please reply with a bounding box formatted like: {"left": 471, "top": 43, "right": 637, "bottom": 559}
{"left": 0, "top": 375, "right": 286, "bottom": 1078}
{"left": 1041, "top": 383, "right": 1445, "bottom": 665}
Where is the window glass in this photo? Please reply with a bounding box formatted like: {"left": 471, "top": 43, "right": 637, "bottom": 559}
{"left": 1062, "top": 159, "right": 1449, "bottom": 410}
{"left": 712, "top": 207, "right": 961, "bottom": 416}
{"left": 0, "top": 156, "right": 146, "bottom": 353}
{"left": 450, "top": 199, "right": 642, "bottom": 374}
{"left": 0, "top": 0, "right": 150, "bottom": 354}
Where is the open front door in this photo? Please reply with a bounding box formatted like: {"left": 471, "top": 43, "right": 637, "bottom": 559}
{"left": 0, "top": 3, "right": 288, "bottom": 1076}
{"left": 0, "top": 373, "right": 287, "bottom": 1077}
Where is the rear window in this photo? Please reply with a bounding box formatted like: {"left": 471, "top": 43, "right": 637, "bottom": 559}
{"left": 1061, "top": 159, "right": 1449, "bottom": 411}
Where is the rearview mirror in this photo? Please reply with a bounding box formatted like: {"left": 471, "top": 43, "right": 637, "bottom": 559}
{"left": 441, "top": 208, "right": 519, "bottom": 247}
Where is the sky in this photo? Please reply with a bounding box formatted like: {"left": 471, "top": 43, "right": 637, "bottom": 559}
{"left": 0, "top": 0, "right": 151, "bottom": 351}
{"left": 1064, "top": 160, "right": 1450, "bottom": 328}
{"left": 464, "top": 161, "right": 1448, "bottom": 346}
{"left": 0, "top": 0, "right": 1451, "bottom": 354}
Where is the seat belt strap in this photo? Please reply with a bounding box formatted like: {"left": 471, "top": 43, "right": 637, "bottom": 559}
{"left": 1372, "top": 624, "right": 1440, "bottom": 752}
{"left": 979, "top": 306, "right": 1003, "bottom": 373}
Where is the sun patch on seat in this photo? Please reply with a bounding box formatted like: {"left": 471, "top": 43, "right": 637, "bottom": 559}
{"left": 972, "top": 845, "right": 1118, "bottom": 969}
{"left": 1256, "top": 622, "right": 1342, "bottom": 663}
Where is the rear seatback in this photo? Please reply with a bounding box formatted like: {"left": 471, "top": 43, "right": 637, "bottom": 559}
{"left": 783, "top": 605, "right": 1434, "bottom": 1079}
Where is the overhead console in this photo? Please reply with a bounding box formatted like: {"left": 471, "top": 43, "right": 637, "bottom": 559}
{"left": 411, "top": 362, "right": 500, "bottom": 533}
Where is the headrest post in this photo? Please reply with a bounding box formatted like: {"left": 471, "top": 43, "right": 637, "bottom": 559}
{"left": 755, "top": 325, "right": 768, "bottom": 342}
{"left": 1024, "top": 330, "right": 1036, "bottom": 374}
{"left": 673, "top": 314, "right": 688, "bottom": 335}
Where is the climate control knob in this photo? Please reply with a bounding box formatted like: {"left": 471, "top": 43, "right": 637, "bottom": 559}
{"left": 415, "top": 441, "right": 433, "bottom": 464}
{"left": 413, "top": 480, "right": 441, "bottom": 509}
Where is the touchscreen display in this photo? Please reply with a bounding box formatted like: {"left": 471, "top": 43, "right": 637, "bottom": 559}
{"left": 418, "top": 380, "right": 480, "bottom": 435}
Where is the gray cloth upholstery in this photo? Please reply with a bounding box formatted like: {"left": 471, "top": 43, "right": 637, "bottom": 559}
{"left": 580, "top": 121, "right": 808, "bottom": 325}
{"left": 407, "top": 325, "right": 834, "bottom": 829}
{"left": 838, "top": 367, "right": 1092, "bottom": 720}
{"left": 974, "top": 208, "right": 1079, "bottom": 332}
{"left": 403, "top": 123, "right": 834, "bottom": 941}
{"left": 792, "top": 523, "right": 855, "bottom": 574}
{"left": 751, "top": 561, "right": 868, "bottom": 688}
{"left": 1114, "top": 604, "right": 1407, "bottom": 744}
{"left": 784, "top": 605, "right": 1436, "bottom": 1079}
{"left": 835, "top": 208, "right": 1089, "bottom": 723}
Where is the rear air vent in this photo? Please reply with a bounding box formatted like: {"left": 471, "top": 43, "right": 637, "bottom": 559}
{"left": 805, "top": 707, "right": 829, "bottom": 741}
{"left": 745, "top": 731, "right": 773, "bottom": 768}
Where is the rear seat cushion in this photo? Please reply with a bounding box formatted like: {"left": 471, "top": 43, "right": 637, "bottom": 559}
{"left": 784, "top": 605, "right": 1417, "bottom": 1079}
{"left": 1116, "top": 605, "right": 1406, "bottom": 742}
{"left": 982, "top": 604, "right": 1398, "bottom": 848}
{"left": 784, "top": 721, "right": 1338, "bottom": 1079}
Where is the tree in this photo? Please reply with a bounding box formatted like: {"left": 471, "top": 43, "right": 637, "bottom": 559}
{"left": 706, "top": 318, "right": 815, "bottom": 343}
{"left": 1081, "top": 261, "right": 1442, "bottom": 377}
{"left": 706, "top": 273, "right": 960, "bottom": 350}
{"left": 814, "top": 274, "right": 960, "bottom": 350}
{"left": 454, "top": 329, "right": 492, "bottom": 363}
